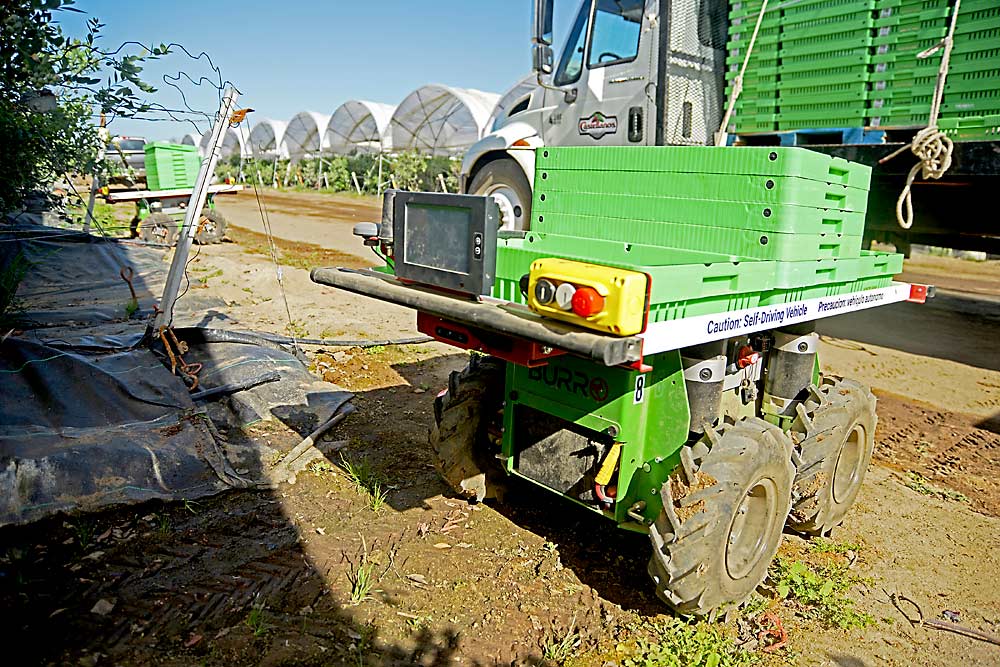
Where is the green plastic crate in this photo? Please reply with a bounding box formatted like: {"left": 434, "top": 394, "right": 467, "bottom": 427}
{"left": 873, "top": 25, "right": 948, "bottom": 44}
{"left": 876, "top": 0, "right": 951, "bottom": 14}
{"left": 778, "top": 29, "right": 874, "bottom": 57}
{"left": 776, "top": 106, "right": 869, "bottom": 122}
{"left": 533, "top": 193, "right": 867, "bottom": 234}
{"left": 778, "top": 116, "right": 870, "bottom": 129}
{"left": 858, "top": 249, "right": 904, "bottom": 276}
{"left": 780, "top": 13, "right": 875, "bottom": 40}
{"left": 939, "top": 114, "right": 1000, "bottom": 141}
{"left": 144, "top": 142, "right": 200, "bottom": 191}
{"left": 779, "top": 67, "right": 869, "bottom": 87}
{"left": 777, "top": 80, "right": 869, "bottom": 99}
{"left": 778, "top": 51, "right": 872, "bottom": 75}
{"left": 524, "top": 224, "right": 862, "bottom": 262}
{"left": 535, "top": 146, "right": 872, "bottom": 188}
{"left": 781, "top": 0, "right": 877, "bottom": 25}
{"left": 873, "top": 7, "right": 951, "bottom": 29}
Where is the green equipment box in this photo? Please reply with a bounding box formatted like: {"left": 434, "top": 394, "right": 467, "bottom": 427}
{"left": 144, "top": 141, "right": 201, "bottom": 191}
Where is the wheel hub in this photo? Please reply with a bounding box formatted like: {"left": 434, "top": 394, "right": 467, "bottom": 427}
{"left": 726, "top": 477, "right": 780, "bottom": 580}
{"left": 482, "top": 185, "right": 524, "bottom": 231}
{"left": 832, "top": 424, "right": 865, "bottom": 504}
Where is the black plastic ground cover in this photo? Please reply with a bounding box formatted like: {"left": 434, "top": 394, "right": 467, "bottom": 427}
{"left": 0, "top": 219, "right": 352, "bottom": 526}
{"left": 0, "top": 337, "right": 234, "bottom": 526}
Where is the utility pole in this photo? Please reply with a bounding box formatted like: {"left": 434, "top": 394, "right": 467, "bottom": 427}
{"left": 153, "top": 87, "right": 239, "bottom": 332}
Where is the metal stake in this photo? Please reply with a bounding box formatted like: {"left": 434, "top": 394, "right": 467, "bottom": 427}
{"left": 153, "top": 87, "right": 239, "bottom": 331}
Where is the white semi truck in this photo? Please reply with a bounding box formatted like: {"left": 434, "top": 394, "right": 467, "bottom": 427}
{"left": 462, "top": 0, "right": 999, "bottom": 255}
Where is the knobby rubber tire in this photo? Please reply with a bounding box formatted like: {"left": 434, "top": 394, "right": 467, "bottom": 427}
{"left": 429, "top": 355, "right": 506, "bottom": 502}
{"left": 648, "top": 417, "right": 794, "bottom": 617}
{"left": 787, "top": 376, "right": 877, "bottom": 536}
{"left": 195, "top": 209, "right": 227, "bottom": 245}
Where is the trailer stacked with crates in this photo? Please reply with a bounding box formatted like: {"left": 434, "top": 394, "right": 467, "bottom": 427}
{"left": 312, "top": 144, "right": 930, "bottom": 617}
{"left": 105, "top": 142, "right": 239, "bottom": 246}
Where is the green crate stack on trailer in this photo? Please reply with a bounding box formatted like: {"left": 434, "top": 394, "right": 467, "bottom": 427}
{"left": 144, "top": 142, "right": 201, "bottom": 191}
{"left": 868, "top": 0, "right": 1000, "bottom": 128}
{"left": 725, "top": 0, "right": 1000, "bottom": 136}
{"left": 773, "top": 0, "right": 877, "bottom": 130}
{"left": 725, "top": 1, "right": 781, "bottom": 132}
{"left": 492, "top": 147, "right": 903, "bottom": 322}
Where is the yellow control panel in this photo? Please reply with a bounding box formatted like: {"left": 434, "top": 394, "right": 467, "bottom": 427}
{"left": 527, "top": 258, "right": 649, "bottom": 336}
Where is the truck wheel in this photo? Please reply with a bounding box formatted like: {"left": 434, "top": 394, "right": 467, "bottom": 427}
{"left": 429, "top": 355, "right": 506, "bottom": 502}
{"left": 787, "top": 376, "right": 876, "bottom": 536}
{"left": 468, "top": 158, "right": 532, "bottom": 232}
{"left": 648, "top": 417, "right": 794, "bottom": 617}
{"left": 195, "top": 209, "right": 227, "bottom": 245}
{"left": 138, "top": 212, "right": 178, "bottom": 246}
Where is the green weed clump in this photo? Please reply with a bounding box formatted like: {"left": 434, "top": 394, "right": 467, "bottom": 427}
{"left": 620, "top": 618, "right": 758, "bottom": 667}
{"left": 903, "top": 472, "right": 969, "bottom": 503}
{"left": 770, "top": 557, "right": 874, "bottom": 630}
{"left": 341, "top": 454, "right": 390, "bottom": 512}
{"left": 541, "top": 617, "right": 581, "bottom": 665}
{"left": 244, "top": 603, "right": 267, "bottom": 637}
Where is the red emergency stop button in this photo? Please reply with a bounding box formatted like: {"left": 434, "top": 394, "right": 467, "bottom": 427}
{"left": 571, "top": 286, "right": 605, "bottom": 318}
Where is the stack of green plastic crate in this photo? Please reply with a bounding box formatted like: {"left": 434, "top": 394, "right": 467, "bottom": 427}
{"left": 144, "top": 142, "right": 201, "bottom": 191}
{"left": 726, "top": 0, "right": 878, "bottom": 133}
{"left": 491, "top": 147, "right": 903, "bottom": 323}
{"left": 868, "top": 0, "right": 957, "bottom": 127}
{"left": 725, "top": 0, "right": 781, "bottom": 133}
{"left": 725, "top": 0, "right": 1000, "bottom": 135}
{"left": 946, "top": 0, "right": 1000, "bottom": 117}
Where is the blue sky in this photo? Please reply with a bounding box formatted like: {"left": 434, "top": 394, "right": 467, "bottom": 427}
{"left": 60, "top": 1, "right": 577, "bottom": 141}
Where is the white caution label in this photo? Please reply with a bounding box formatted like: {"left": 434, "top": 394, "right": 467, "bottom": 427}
{"left": 639, "top": 283, "right": 911, "bottom": 355}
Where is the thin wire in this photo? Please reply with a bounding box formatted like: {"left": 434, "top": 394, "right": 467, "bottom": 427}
{"left": 238, "top": 121, "right": 300, "bottom": 353}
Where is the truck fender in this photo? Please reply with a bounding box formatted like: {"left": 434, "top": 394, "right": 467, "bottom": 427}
{"left": 460, "top": 121, "right": 544, "bottom": 193}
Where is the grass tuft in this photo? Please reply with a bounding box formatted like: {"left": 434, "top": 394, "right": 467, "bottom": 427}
{"left": 541, "top": 616, "right": 581, "bottom": 665}
{"left": 346, "top": 535, "right": 382, "bottom": 605}
{"left": 244, "top": 602, "right": 267, "bottom": 637}
{"left": 620, "top": 617, "right": 758, "bottom": 667}
{"left": 341, "top": 454, "right": 390, "bottom": 511}
{"left": 770, "top": 556, "right": 874, "bottom": 630}
{"left": 903, "top": 472, "right": 969, "bottom": 503}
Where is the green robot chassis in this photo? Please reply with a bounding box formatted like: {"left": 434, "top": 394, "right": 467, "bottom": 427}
{"left": 314, "top": 146, "right": 925, "bottom": 617}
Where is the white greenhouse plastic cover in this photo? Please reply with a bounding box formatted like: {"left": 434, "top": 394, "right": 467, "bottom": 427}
{"left": 180, "top": 133, "right": 203, "bottom": 155}
{"left": 199, "top": 128, "right": 249, "bottom": 159}
{"left": 281, "top": 111, "right": 331, "bottom": 159}
{"left": 487, "top": 75, "right": 537, "bottom": 133}
{"left": 248, "top": 119, "right": 289, "bottom": 159}
{"left": 389, "top": 85, "right": 500, "bottom": 156}
{"left": 325, "top": 101, "right": 395, "bottom": 155}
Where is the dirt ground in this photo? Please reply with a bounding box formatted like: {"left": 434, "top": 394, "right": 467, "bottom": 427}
{"left": 2, "top": 190, "right": 999, "bottom": 666}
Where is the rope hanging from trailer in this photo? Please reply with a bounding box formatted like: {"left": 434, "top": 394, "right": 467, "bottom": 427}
{"left": 879, "top": 0, "right": 962, "bottom": 230}
{"left": 714, "top": 0, "right": 770, "bottom": 147}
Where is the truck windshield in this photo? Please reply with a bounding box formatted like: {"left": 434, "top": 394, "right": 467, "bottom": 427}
{"left": 112, "top": 139, "right": 145, "bottom": 152}
{"left": 588, "top": 0, "right": 643, "bottom": 68}
{"left": 553, "top": 1, "right": 590, "bottom": 86}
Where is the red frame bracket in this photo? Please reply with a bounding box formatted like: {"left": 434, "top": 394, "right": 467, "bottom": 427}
{"left": 417, "top": 312, "right": 566, "bottom": 367}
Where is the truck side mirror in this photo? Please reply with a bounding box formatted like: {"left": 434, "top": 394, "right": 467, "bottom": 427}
{"left": 533, "top": 43, "right": 554, "bottom": 75}
{"left": 533, "top": 0, "right": 554, "bottom": 46}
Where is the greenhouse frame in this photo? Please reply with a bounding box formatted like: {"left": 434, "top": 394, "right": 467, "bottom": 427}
{"left": 325, "top": 101, "right": 395, "bottom": 155}
{"left": 388, "top": 84, "right": 500, "bottom": 157}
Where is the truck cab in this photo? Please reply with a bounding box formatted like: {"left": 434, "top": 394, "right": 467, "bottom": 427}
{"left": 462, "top": 0, "right": 727, "bottom": 231}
